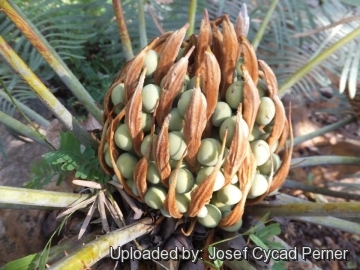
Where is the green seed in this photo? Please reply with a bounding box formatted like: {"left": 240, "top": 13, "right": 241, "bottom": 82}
{"left": 170, "top": 168, "right": 194, "bottom": 194}
{"left": 248, "top": 124, "right": 265, "bottom": 142}
{"left": 257, "top": 79, "right": 267, "bottom": 97}
{"left": 147, "top": 161, "right": 161, "bottom": 184}
{"left": 196, "top": 166, "right": 225, "bottom": 191}
{"left": 142, "top": 84, "right": 161, "bottom": 113}
{"left": 175, "top": 193, "right": 190, "bottom": 213}
{"left": 259, "top": 133, "right": 279, "bottom": 153}
{"left": 197, "top": 204, "right": 222, "bottom": 228}
{"left": 216, "top": 184, "right": 242, "bottom": 205}
{"left": 104, "top": 149, "right": 113, "bottom": 168}
{"left": 196, "top": 205, "right": 208, "bottom": 218}
{"left": 111, "top": 83, "right": 125, "bottom": 108}
{"left": 114, "top": 124, "right": 133, "bottom": 151}
{"left": 131, "top": 180, "right": 139, "bottom": 196}
{"left": 143, "top": 50, "right": 159, "bottom": 77}
{"left": 169, "top": 108, "right": 184, "bottom": 131}
{"left": 250, "top": 140, "right": 271, "bottom": 166}
{"left": 177, "top": 89, "right": 194, "bottom": 116}
{"left": 144, "top": 186, "right": 167, "bottom": 209}
{"left": 225, "top": 81, "right": 244, "bottom": 109}
{"left": 168, "top": 131, "right": 187, "bottom": 160}
{"left": 160, "top": 207, "right": 172, "bottom": 218}
{"left": 188, "top": 76, "right": 203, "bottom": 90}
{"left": 258, "top": 153, "right": 281, "bottom": 176}
{"left": 221, "top": 211, "right": 243, "bottom": 232}
{"left": 116, "top": 153, "right": 138, "bottom": 179}
{"left": 210, "top": 196, "right": 232, "bottom": 213}
{"left": 211, "top": 101, "right": 232, "bottom": 127}
{"left": 197, "top": 138, "right": 222, "bottom": 166}
{"left": 140, "top": 134, "right": 157, "bottom": 159}
{"left": 141, "top": 112, "right": 152, "bottom": 132}
{"left": 248, "top": 174, "right": 269, "bottom": 198}
{"left": 169, "top": 159, "right": 188, "bottom": 169}
{"left": 235, "top": 57, "right": 244, "bottom": 77}
{"left": 255, "top": 97, "right": 276, "bottom": 126}
{"left": 219, "top": 116, "right": 249, "bottom": 147}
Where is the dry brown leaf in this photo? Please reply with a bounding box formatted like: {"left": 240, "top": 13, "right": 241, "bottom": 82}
{"left": 183, "top": 82, "right": 207, "bottom": 171}
{"left": 153, "top": 114, "right": 172, "bottom": 187}
{"left": 258, "top": 60, "right": 278, "bottom": 97}
{"left": 242, "top": 65, "right": 260, "bottom": 132}
{"left": 124, "top": 38, "right": 159, "bottom": 101}
{"left": 125, "top": 68, "right": 147, "bottom": 157}
{"left": 154, "top": 24, "right": 189, "bottom": 85}
{"left": 239, "top": 36, "right": 258, "bottom": 86}
{"left": 220, "top": 16, "right": 239, "bottom": 99}
{"left": 223, "top": 105, "right": 248, "bottom": 186}
{"left": 194, "top": 10, "right": 211, "bottom": 76}
{"left": 156, "top": 46, "right": 195, "bottom": 126}
{"left": 266, "top": 95, "right": 286, "bottom": 149}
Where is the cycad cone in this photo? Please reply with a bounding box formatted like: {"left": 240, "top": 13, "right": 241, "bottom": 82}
{"left": 99, "top": 10, "right": 293, "bottom": 230}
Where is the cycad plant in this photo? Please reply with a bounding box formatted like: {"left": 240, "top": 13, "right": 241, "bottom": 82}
{"left": 1, "top": 0, "right": 360, "bottom": 269}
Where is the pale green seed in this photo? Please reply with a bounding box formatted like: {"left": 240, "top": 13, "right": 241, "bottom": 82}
{"left": 258, "top": 153, "right": 281, "bottom": 176}
{"left": 255, "top": 97, "right": 276, "bottom": 126}
{"left": 142, "top": 84, "right": 161, "bottom": 113}
{"left": 197, "top": 138, "right": 222, "bottom": 166}
{"left": 235, "top": 57, "right": 244, "bottom": 77}
{"left": 197, "top": 204, "right": 222, "bottom": 228}
{"left": 176, "top": 193, "right": 190, "bottom": 213}
{"left": 140, "top": 134, "right": 157, "bottom": 159}
{"left": 259, "top": 133, "right": 279, "bottom": 153}
{"left": 196, "top": 166, "right": 225, "bottom": 191}
{"left": 103, "top": 142, "right": 109, "bottom": 153}
{"left": 250, "top": 140, "right": 271, "bottom": 166}
{"left": 188, "top": 76, "right": 203, "bottom": 90}
{"left": 116, "top": 153, "right": 138, "bottom": 179}
{"left": 177, "top": 89, "right": 194, "bottom": 116}
{"left": 131, "top": 180, "right": 139, "bottom": 196}
{"left": 196, "top": 205, "right": 208, "bottom": 218}
{"left": 144, "top": 186, "right": 167, "bottom": 209}
{"left": 230, "top": 173, "right": 238, "bottom": 184}
{"left": 221, "top": 211, "right": 243, "bottom": 232}
{"left": 168, "top": 131, "right": 187, "bottom": 160}
{"left": 225, "top": 81, "right": 244, "bottom": 109}
{"left": 111, "top": 83, "right": 125, "bottom": 108}
{"left": 169, "top": 159, "right": 188, "bottom": 169}
{"left": 141, "top": 112, "right": 152, "bottom": 132}
{"left": 104, "top": 149, "right": 113, "bottom": 168}
{"left": 210, "top": 196, "right": 232, "bottom": 213}
{"left": 248, "top": 124, "right": 265, "bottom": 142}
{"left": 211, "top": 101, "right": 232, "bottom": 127}
{"left": 170, "top": 168, "right": 194, "bottom": 194}
{"left": 147, "top": 161, "right": 161, "bottom": 184}
{"left": 114, "top": 124, "right": 133, "bottom": 151}
{"left": 216, "top": 184, "right": 242, "bottom": 205}
{"left": 160, "top": 207, "right": 172, "bottom": 218}
{"left": 219, "top": 116, "right": 249, "bottom": 147}
{"left": 169, "top": 108, "right": 184, "bottom": 131}
{"left": 248, "top": 174, "right": 269, "bottom": 198}
{"left": 143, "top": 50, "right": 159, "bottom": 77}
{"left": 257, "top": 79, "right": 267, "bottom": 97}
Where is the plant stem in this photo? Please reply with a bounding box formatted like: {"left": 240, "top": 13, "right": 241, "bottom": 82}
{"left": 186, "top": 0, "right": 197, "bottom": 38}
{"left": 138, "top": 0, "right": 147, "bottom": 48}
{"left": 292, "top": 116, "right": 355, "bottom": 147}
{"left": 283, "top": 179, "right": 360, "bottom": 201}
{"left": 279, "top": 26, "right": 360, "bottom": 94}
{"left": 50, "top": 217, "right": 155, "bottom": 269}
{"left": 273, "top": 194, "right": 360, "bottom": 235}
{"left": 0, "top": 36, "right": 98, "bottom": 150}
{"left": 0, "top": 111, "right": 50, "bottom": 147}
{"left": 290, "top": 155, "right": 360, "bottom": 168}
{"left": 0, "top": 186, "right": 91, "bottom": 210}
{"left": 112, "top": 0, "right": 134, "bottom": 61}
{"left": 1, "top": 0, "right": 103, "bottom": 123}
{"left": 246, "top": 200, "right": 360, "bottom": 218}
{"left": 252, "top": 0, "right": 279, "bottom": 51}
{"left": 0, "top": 91, "right": 50, "bottom": 128}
